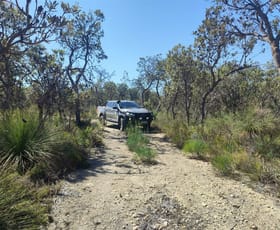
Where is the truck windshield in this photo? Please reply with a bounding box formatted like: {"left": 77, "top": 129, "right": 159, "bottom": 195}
{"left": 119, "top": 101, "right": 140, "bottom": 108}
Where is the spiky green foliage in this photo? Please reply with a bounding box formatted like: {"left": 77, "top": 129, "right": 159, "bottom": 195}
{"left": 202, "top": 113, "right": 243, "bottom": 155}
{"left": 126, "top": 126, "right": 156, "bottom": 164}
{"left": 71, "top": 124, "right": 103, "bottom": 148}
{"left": 0, "top": 110, "right": 59, "bottom": 175}
{"left": 0, "top": 173, "right": 49, "bottom": 229}
{"left": 157, "top": 108, "right": 280, "bottom": 187}
{"left": 239, "top": 108, "right": 280, "bottom": 159}
{"left": 153, "top": 113, "right": 191, "bottom": 148}
{"left": 260, "top": 160, "right": 280, "bottom": 185}
{"left": 212, "top": 153, "right": 234, "bottom": 176}
{"left": 183, "top": 139, "right": 208, "bottom": 160}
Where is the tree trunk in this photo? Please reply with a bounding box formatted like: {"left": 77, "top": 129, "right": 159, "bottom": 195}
{"left": 141, "top": 90, "right": 145, "bottom": 105}
{"left": 171, "top": 89, "right": 179, "bottom": 119}
{"left": 200, "top": 78, "right": 222, "bottom": 124}
{"left": 201, "top": 94, "right": 208, "bottom": 124}
{"left": 271, "top": 40, "right": 280, "bottom": 74}
{"left": 75, "top": 97, "right": 81, "bottom": 126}
{"left": 184, "top": 78, "right": 191, "bottom": 125}
{"left": 73, "top": 86, "right": 81, "bottom": 126}
{"left": 141, "top": 88, "right": 149, "bottom": 105}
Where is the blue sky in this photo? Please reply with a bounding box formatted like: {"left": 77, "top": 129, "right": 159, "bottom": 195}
{"left": 64, "top": 0, "right": 212, "bottom": 82}
{"left": 65, "top": 0, "right": 272, "bottom": 82}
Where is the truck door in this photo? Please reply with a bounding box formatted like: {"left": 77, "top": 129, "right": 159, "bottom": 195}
{"left": 105, "top": 102, "right": 113, "bottom": 121}
{"left": 111, "top": 102, "right": 119, "bottom": 122}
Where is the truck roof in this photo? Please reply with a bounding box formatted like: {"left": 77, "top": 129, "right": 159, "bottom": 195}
{"left": 107, "top": 100, "right": 135, "bottom": 103}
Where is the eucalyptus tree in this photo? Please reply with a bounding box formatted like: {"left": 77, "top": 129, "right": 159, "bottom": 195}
{"left": 214, "top": 0, "right": 280, "bottom": 73}
{"left": 59, "top": 4, "right": 106, "bottom": 125}
{"left": 194, "top": 6, "right": 251, "bottom": 123}
{"left": 215, "top": 67, "right": 264, "bottom": 113}
{"left": 103, "top": 81, "right": 118, "bottom": 101}
{"left": 0, "top": 0, "right": 67, "bottom": 56}
{"left": 0, "top": 0, "right": 69, "bottom": 109}
{"left": 135, "top": 54, "right": 165, "bottom": 106}
{"left": 164, "top": 44, "right": 198, "bottom": 123}
{"left": 91, "top": 68, "right": 111, "bottom": 106}
{"left": 27, "top": 47, "right": 70, "bottom": 121}
{"left": 259, "top": 62, "right": 280, "bottom": 113}
{"left": 117, "top": 83, "right": 129, "bottom": 100}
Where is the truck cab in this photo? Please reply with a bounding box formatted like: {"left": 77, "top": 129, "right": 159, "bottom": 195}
{"left": 101, "top": 100, "right": 153, "bottom": 131}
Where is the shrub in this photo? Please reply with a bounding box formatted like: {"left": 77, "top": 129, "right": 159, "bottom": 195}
{"left": 212, "top": 153, "right": 234, "bottom": 176}
{"left": 238, "top": 108, "right": 280, "bottom": 159}
{"left": 0, "top": 173, "right": 49, "bottom": 229}
{"left": 240, "top": 108, "right": 278, "bottom": 139}
{"left": 0, "top": 110, "right": 60, "bottom": 175}
{"left": 28, "top": 137, "right": 89, "bottom": 183}
{"left": 183, "top": 139, "right": 208, "bottom": 160}
{"left": 0, "top": 109, "right": 101, "bottom": 181}
{"left": 260, "top": 160, "right": 280, "bottom": 185}
{"left": 202, "top": 113, "right": 243, "bottom": 155}
{"left": 53, "top": 141, "right": 89, "bottom": 171}
{"left": 232, "top": 150, "right": 262, "bottom": 180}
{"left": 154, "top": 113, "right": 191, "bottom": 148}
{"left": 126, "top": 126, "right": 156, "bottom": 164}
{"left": 73, "top": 125, "right": 103, "bottom": 148}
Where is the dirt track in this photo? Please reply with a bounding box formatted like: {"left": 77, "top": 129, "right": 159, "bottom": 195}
{"left": 48, "top": 125, "right": 280, "bottom": 230}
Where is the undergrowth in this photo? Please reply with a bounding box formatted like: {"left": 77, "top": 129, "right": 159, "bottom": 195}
{"left": 0, "top": 108, "right": 103, "bottom": 228}
{"left": 183, "top": 139, "right": 208, "bottom": 160}
{"left": 126, "top": 126, "right": 156, "bottom": 164}
{"left": 157, "top": 109, "right": 280, "bottom": 189}
{"left": 0, "top": 172, "right": 53, "bottom": 229}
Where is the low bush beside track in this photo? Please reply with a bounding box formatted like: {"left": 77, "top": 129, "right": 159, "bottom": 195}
{"left": 0, "top": 109, "right": 103, "bottom": 229}
{"left": 126, "top": 126, "right": 156, "bottom": 164}
{"left": 155, "top": 109, "right": 280, "bottom": 191}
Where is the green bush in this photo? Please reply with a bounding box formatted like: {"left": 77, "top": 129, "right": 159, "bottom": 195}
{"left": 71, "top": 124, "right": 103, "bottom": 148}
{"left": 183, "top": 139, "right": 208, "bottom": 160}
{"left": 126, "top": 126, "right": 156, "bottom": 164}
{"left": 28, "top": 135, "right": 90, "bottom": 183}
{"left": 238, "top": 108, "right": 280, "bottom": 159}
{"left": 260, "top": 160, "right": 280, "bottom": 185}
{"left": 0, "top": 109, "right": 101, "bottom": 181}
{"left": 212, "top": 153, "right": 234, "bottom": 176}
{"left": 143, "top": 110, "right": 280, "bottom": 187}
{"left": 154, "top": 113, "right": 191, "bottom": 148}
{"left": 0, "top": 110, "right": 60, "bottom": 175}
{"left": 202, "top": 113, "right": 243, "bottom": 155}
{"left": 0, "top": 109, "right": 104, "bottom": 229}
{"left": 240, "top": 108, "right": 278, "bottom": 138}
{"left": 0, "top": 173, "right": 49, "bottom": 229}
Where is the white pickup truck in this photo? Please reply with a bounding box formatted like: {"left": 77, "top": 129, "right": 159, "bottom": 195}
{"left": 97, "top": 100, "right": 153, "bottom": 131}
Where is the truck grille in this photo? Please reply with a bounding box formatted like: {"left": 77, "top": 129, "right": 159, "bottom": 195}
{"left": 134, "top": 113, "right": 152, "bottom": 121}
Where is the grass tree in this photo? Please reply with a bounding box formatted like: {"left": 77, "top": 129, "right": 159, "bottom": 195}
{"left": 0, "top": 110, "right": 59, "bottom": 175}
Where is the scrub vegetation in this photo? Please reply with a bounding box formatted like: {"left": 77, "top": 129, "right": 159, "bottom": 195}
{"left": 126, "top": 126, "right": 156, "bottom": 164}
{"left": 2, "top": 0, "right": 280, "bottom": 228}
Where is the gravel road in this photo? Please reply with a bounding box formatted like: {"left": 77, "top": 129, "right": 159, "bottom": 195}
{"left": 48, "top": 125, "right": 280, "bottom": 230}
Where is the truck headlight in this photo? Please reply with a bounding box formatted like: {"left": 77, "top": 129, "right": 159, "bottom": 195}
{"left": 126, "top": 112, "right": 134, "bottom": 117}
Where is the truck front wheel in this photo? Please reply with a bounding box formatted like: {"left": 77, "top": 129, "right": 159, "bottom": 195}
{"left": 143, "top": 122, "right": 151, "bottom": 132}
{"left": 99, "top": 114, "right": 106, "bottom": 126}
{"left": 119, "top": 117, "right": 126, "bottom": 131}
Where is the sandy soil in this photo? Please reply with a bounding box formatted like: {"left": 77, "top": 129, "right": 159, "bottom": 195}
{"left": 48, "top": 125, "right": 280, "bottom": 230}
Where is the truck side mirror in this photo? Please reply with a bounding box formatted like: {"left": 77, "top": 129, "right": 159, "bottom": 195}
{"left": 112, "top": 106, "right": 118, "bottom": 110}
